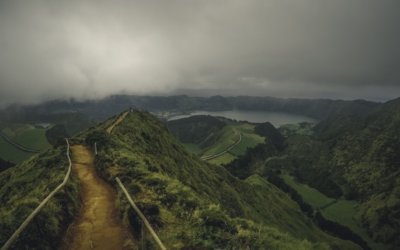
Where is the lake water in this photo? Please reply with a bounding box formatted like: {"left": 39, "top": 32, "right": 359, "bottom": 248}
{"left": 168, "top": 110, "right": 317, "bottom": 127}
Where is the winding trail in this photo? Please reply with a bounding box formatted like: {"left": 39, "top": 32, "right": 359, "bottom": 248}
{"left": 107, "top": 111, "right": 129, "bottom": 134}
{"left": 61, "top": 145, "right": 134, "bottom": 250}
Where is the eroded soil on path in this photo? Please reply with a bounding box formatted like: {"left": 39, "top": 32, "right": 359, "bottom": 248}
{"left": 106, "top": 112, "right": 128, "bottom": 134}
{"left": 61, "top": 145, "right": 134, "bottom": 250}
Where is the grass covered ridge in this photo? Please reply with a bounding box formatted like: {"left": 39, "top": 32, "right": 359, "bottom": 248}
{"left": 84, "top": 110, "right": 359, "bottom": 249}
{"left": 0, "top": 146, "right": 80, "bottom": 249}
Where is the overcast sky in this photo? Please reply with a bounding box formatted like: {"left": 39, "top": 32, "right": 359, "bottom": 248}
{"left": 0, "top": 0, "right": 399, "bottom": 106}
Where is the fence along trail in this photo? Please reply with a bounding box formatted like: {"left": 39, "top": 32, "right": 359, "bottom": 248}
{"left": 61, "top": 144, "right": 134, "bottom": 250}
{"left": 107, "top": 111, "right": 129, "bottom": 134}
{"left": 2, "top": 111, "right": 165, "bottom": 250}
{"left": 1, "top": 139, "right": 72, "bottom": 250}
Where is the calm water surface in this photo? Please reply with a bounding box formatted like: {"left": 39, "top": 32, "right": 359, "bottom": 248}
{"left": 168, "top": 110, "right": 317, "bottom": 127}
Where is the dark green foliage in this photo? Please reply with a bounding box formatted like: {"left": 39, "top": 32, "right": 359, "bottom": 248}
{"left": 0, "top": 147, "right": 80, "bottom": 249}
{"left": 279, "top": 98, "right": 400, "bottom": 248}
{"left": 45, "top": 124, "right": 68, "bottom": 146}
{"left": 0, "top": 157, "right": 14, "bottom": 172}
{"left": 167, "top": 115, "right": 226, "bottom": 147}
{"left": 224, "top": 142, "right": 278, "bottom": 179}
{"left": 254, "top": 122, "right": 286, "bottom": 149}
{"left": 264, "top": 172, "right": 370, "bottom": 250}
{"left": 293, "top": 166, "right": 343, "bottom": 198}
{"left": 87, "top": 110, "right": 358, "bottom": 249}
{"left": 265, "top": 171, "right": 314, "bottom": 217}
{"left": 85, "top": 130, "right": 112, "bottom": 149}
{"left": 314, "top": 212, "right": 371, "bottom": 250}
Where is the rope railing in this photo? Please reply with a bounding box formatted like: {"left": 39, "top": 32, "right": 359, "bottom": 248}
{"left": 106, "top": 111, "right": 129, "bottom": 134}
{"left": 115, "top": 177, "right": 167, "bottom": 250}
{"left": 1, "top": 139, "right": 73, "bottom": 250}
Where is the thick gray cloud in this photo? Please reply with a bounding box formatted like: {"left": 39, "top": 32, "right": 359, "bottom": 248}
{"left": 0, "top": 0, "right": 399, "bottom": 105}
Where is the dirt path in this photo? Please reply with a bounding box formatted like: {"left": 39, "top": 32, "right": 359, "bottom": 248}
{"left": 61, "top": 145, "right": 134, "bottom": 250}
{"left": 107, "top": 111, "right": 129, "bottom": 134}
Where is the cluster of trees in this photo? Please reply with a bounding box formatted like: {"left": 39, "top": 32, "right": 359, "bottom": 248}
{"left": 314, "top": 212, "right": 371, "bottom": 250}
{"left": 0, "top": 157, "right": 14, "bottom": 172}
{"left": 167, "top": 115, "right": 226, "bottom": 147}
{"left": 265, "top": 171, "right": 313, "bottom": 217}
{"left": 265, "top": 171, "right": 370, "bottom": 250}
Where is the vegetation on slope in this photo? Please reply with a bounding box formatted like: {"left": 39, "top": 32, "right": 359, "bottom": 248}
{"left": 0, "top": 146, "right": 80, "bottom": 249}
{"left": 80, "top": 110, "right": 358, "bottom": 249}
{"left": 226, "top": 98, "right": 400, "bottom": 249}
{"left": 168, "top": 115, "right": 265, "bottom": 165}
{"left": 0, "top": 157, "right": 14, "bottom": 172}
{"left": 297, "top": 98, "right": 400, "bottom": 247}
{"left": 167, "top": 115, "right": 226, "bottom": 148}
{"left": 0, "top": 135, "right": 35, "bottom": 164}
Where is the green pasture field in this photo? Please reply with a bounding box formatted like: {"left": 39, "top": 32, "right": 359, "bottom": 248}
{"left": 282, "top": 174, "right": 388, "bottom": 250}
{"left": 0, "top": 136, "right": 35, "bottom": 163}
{"left": 201, "top": 124, "right": 264, "bottom": 165}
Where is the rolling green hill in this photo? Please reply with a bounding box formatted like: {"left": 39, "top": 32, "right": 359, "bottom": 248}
{"left": 311, "top": 98, "right": 400, "bottom": 247}
{"left": 168, "top": 115, "right": 265, "bottom": 165}
{"left": 226, "top": 98, "right": 400, "bottom": 249}
{"left": 0, "top": 146, "right": 80, "bottom": 249}
{"left": 78, "top": 110, "right": 358, "bottom": 249}
{"left": 5, "top": 108, "right": 391, "bottom": 249}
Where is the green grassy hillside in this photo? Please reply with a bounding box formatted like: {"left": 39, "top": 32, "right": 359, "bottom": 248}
{"left": 0, "top": 136, "right": 35, "bottom": 164}
{"left": 237, "top": 98, "right": 400, "bottom": 249}
{"left": 168, "top": 116, "right": 265, "bottom": 165}
{"left": 282, "top": 175, "right": 389, "bottom": 250}
{"left": 0, "top": 113, "right": 95, "bottom": 163}
{"left": 80, "top": 110, "right": 358, "bottom": 249}
{"left": 0, "top": 123, "right": 50, "bottom": 163}
{"left": 9, "top": 126, "right": 51, "bottom": 150}
{"left": 302, "top": 98, "right": 400, "bottom": 247}
{"left": 0, "top": 146, "right": 80, "bottom": 249}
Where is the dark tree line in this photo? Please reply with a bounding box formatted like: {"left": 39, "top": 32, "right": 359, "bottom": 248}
{"left": 265, "top": 171, "right": 371, "bottom": 250}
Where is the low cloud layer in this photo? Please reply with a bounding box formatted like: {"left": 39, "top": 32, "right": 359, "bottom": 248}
{"left": 0, "top": 0, "right": 399, "bottom": 105}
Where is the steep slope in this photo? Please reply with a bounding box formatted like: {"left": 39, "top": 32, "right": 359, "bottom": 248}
{"left": 0, "top": 147, "right": 80, "bottom": 249}
{"left": 167, "top": 115, "right": 226, "bottom": 148}
{"left": 255, "top": 98, "right": 400, "bottom": 248}
{"left": 312, "top": 98, "right": 400, "bottom": 246}
{"left": 61, "top": 145, "right": 134, "bottom": 250}
{"left": 81, "top": 110, "right": 358, "bottom": 249}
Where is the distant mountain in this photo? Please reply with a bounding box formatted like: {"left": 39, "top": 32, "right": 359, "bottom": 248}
{"left": 0, "top": 95, "right": 380, "bottom": 121}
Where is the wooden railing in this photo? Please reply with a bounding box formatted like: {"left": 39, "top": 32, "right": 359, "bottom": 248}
{"left": 116, "top": 177, "right": 167, "bottom": 250}
{"left": 1, "top": 139, "right": 72, "bottom": 250}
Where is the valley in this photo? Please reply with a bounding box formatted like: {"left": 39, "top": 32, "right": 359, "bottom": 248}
{"left": 0, "top": 1, "right": 397, "bottom": 249}
{"left": 0, "top": 96, "right": 399, "bottom": 249}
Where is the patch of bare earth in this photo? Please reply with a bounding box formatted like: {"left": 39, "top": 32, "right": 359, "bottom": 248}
{"left": 106, "top": 112, "right": 128, "bottom": 134}
{"left": 61, "top": 145, "right": 135, "bottom": 250}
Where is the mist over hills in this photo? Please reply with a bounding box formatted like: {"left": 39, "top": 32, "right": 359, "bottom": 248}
{"left": 1, "top": 0, "right": 399, "bottom": 248}
{"left": 0, "top": 95, "right": 381, "bottom": 122}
